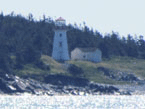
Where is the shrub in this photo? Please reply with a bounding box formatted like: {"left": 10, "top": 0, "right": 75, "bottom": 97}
{"left": 35, "top": 60, "right": 50, "bottom": 71}
{"left": 68, "top": 64, "right": 84, "bottom": 77}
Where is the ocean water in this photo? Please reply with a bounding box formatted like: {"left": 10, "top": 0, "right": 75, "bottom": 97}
{"left": 0, "top": 95, "right": 145, "bottom": 109}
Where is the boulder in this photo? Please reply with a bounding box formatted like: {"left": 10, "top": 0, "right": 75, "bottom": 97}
{"left": 0, "top": 78, "right": 14, "bottom": 93}
{"left": 89, "top": 83, "right": 99, "bottom": 89}
{"left": 120, "top": 91, "right": 131, "bottom": 95}
{"left": 97, "top": 67, "right": 110, "bottom": 76}
{"left": 44, "top": 74, "right": 89, "bottom": 87}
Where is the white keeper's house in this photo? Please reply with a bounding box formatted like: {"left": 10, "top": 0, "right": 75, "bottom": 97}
{"left": 52, "top": 17, "right": 102, "bottom": 62}
{"left": 71, "top": 48, "right": 102, "bottom": 62}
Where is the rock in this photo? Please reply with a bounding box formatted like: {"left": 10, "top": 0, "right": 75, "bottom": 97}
{"left": 120, "top": 91, "right": 131, "bottom": 95}
{"left": 108, "top": 86, "right": 119, "bottom": 92}
{"left": 12, "top": 82, "right": 26, "bottom": 92}
{"left": 137, "top": 80, "right": 145, "bottom": 85}
{"left": 0, "top": 74, "right": 121, "bottom": 96}
{"left": 98, "top": 85, "right": 105, "bottom": 92}
{"left": 89, "top": 83, "right": 99, "bottom": 89}
{"left": 46, "top": 91, "right": 54, "bottom": 96}
{"left": 70, "top": 90, "right": 78, "bottom": 95}
{"left": 79, "top": 91, "right": 85, "bottom": 96}
{"left": 97, "top": 67, "right": 110, "bottom": 76}
{"left": 25, "top": 86, "right": 35, "bottom": 94}
{"left": 99, "top": 67, "right": 140, "bottom": 83}
{"left": 4, "top": 74, "right": 15, "bottom": 81}
{"left": 0, "top": 78, "right": 14, "bottom": 93}
{"left": 44, "top": 74, "right": 89, "bottom": 87}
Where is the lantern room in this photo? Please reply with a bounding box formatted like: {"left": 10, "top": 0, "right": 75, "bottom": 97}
{"left": 55, "top": 17, "right": 66, "bottom": 26}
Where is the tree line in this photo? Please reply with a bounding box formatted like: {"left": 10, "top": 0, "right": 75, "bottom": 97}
{"left": 0, "top": 12, "right": 144, "bottom": 73}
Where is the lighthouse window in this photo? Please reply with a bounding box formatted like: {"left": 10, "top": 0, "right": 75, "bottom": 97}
{"left": 59, "top": 33, "right": 62, "bottom": 37}
{"left": 59, "top": 42, "right": 62, "bottom": 47}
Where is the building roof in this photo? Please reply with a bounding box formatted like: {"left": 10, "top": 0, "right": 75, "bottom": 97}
{"left": 56, "top": 17, "right": 65, "bottom": 21}
{"left": 76, "top": 47, "right": 99, "bottom": 52}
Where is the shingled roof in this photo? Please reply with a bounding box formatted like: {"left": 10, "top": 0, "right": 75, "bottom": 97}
{"left": 56, "top": 17, "right": 65, "bottom": 21}
{"left": 77, "top": 47, "right": 98, "bottom": 52}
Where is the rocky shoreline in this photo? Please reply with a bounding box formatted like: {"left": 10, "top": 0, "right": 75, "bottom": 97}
{"left": 0, "top": 74, "right": 144, "bottom": 96}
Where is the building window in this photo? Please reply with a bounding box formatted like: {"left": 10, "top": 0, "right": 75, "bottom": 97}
{"left": 60, "top": 33, "right": 62, "bottom": 37}
{"left": 59, "top": 42, "right": 62, "bottom": 47}
{"left": 83, "top": 55, "right": 86, "bottom": 58}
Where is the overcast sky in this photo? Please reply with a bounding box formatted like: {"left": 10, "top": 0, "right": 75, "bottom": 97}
{"left": 1, "top": 0, "right": 145, "bottom": 38}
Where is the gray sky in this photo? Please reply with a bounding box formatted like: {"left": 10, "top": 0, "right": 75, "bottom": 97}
{"left": 1, "top": 0, "right": 145, "bottom": 38}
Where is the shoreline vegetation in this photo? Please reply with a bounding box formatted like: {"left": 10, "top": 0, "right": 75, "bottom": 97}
{"left": 0, "top": 55, "right": 145, "bottom": 96}
{"left": 0, "top": 12, "right": 144, "bottom": 95}
{"left": 16, "top": 55, "right": 145, "bottom": 85}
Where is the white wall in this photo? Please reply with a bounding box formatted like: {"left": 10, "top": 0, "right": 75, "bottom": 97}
{"left": 71, "top": 48, "right": 82, "bottom": 60}
{"left": 52, "top": 29, "right": 70, "bottom": 61}
{"left": 71, "top": 48, "right": 102, "bottom": 62}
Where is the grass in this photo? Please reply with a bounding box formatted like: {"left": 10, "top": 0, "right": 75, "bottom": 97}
{"left": 67, "top": 60, "right": 126, "bottom": 84}
{"left": 67, "top": 56, "right": 145, "bottom": 84}
{"left": 14, "top": 55, "right": 67, "bottom": 78}
{"left": 40, "top": 55, "right": 67, "bottom": 74}
{"left": 102, "top": 56, "right": 145, "bottom": 79}
{"left": 14, "top": 55, "right": 145, "bottom": 84}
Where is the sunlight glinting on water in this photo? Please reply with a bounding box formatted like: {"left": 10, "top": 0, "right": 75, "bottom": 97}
{"left": 0, "top": 95, "right": 145, "bottom": 109}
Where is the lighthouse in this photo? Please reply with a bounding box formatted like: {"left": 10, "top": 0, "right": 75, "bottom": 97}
{"left": 52, "top": 17, "right": 70, "bottom": 61}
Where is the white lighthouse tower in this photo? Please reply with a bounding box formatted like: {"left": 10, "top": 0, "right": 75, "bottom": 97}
{"left": 52, "top": 17, "right": 70, "bottom": 61}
